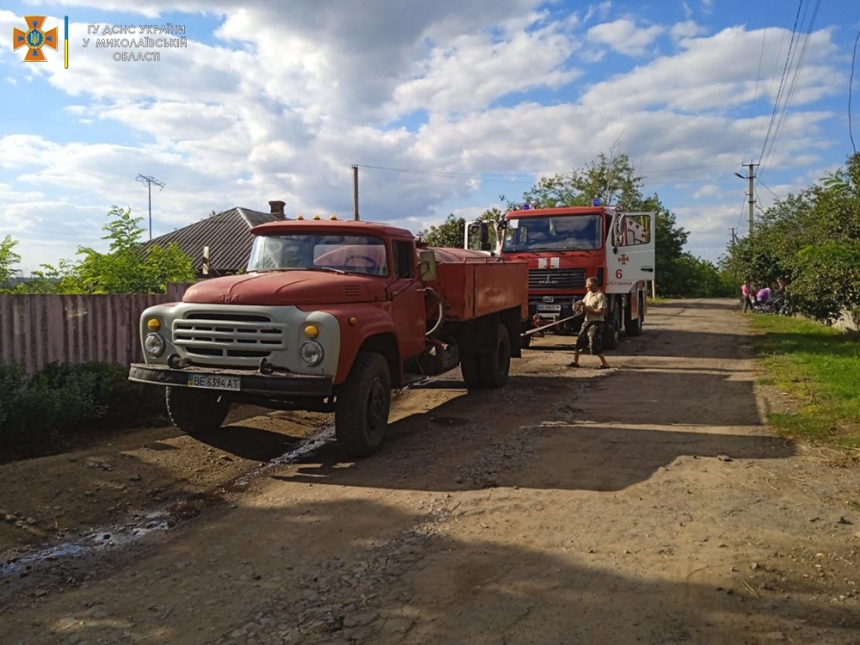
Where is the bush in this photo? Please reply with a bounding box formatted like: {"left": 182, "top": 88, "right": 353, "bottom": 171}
{"left": 0, "top": 361, "right": 169, "bottom": 459}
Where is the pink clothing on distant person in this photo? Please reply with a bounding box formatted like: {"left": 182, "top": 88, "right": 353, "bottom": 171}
{"left": 741, "top": 284, "right": 751, "bottom": 296}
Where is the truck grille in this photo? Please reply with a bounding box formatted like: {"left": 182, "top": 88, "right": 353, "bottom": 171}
{"left": 528, "top": 269, "right": 587, "bottom": 290}
{"left": 172, "top": 312, "right": 287, "bottom": 360}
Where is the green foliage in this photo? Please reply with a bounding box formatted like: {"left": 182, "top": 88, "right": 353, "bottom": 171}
{"left": 720, "top": 153, "right": 860, "bottom": 323}
{"left": 659, "top": 254, "right": 735, "bottom": 298}
{"left": 749, "top": 313, "right": 860, "bottom": 449}
{"left": 419, "top": 208, "right": 504, "bottom": 249}
{"left": 790, "top": 240, "right": 860, "bottom": 323}
{"left": 0, "top": 361, "right": 169, "bottom": 460}
{"left": 21, "top": 206, "right": 196, "bottom": 294}
{"left": 0, "top": 235, "right": 22, "bottom": 289}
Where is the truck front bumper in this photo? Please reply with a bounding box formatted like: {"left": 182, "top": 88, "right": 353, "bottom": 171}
{"left": 128, "top": 364, "right": 334, "bottom": 398}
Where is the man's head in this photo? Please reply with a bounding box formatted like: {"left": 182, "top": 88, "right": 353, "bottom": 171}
{"left": 586, "top": 277, "right": 600, "bottom": 292}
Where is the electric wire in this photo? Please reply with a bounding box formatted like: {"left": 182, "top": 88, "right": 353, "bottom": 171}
{"left": 758, "top": 0, "right": 805, "bottom": 169}
{"left": 760, "top": 0, "right": 821, "bottom": 177}
{"left": 850, "top": 29, "right": 860, "bottom": 154}
{"left": 757, "top": 179, "right": 782, "bottom": 202}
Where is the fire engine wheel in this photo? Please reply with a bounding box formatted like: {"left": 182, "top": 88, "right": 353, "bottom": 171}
{"left": 335, "top": 352, "right": 391, "bottom": 458}
{"left": 603, "top": 306, "right": 620, "bottom": 351}
{"left": 478, "top": 324, "right": 511, "bottom": 388}
{"left": 166, "top": 386, "right": 230, "bottom": 435}
{"left": 460, "top": 353, "right": 484, "bottom": 389}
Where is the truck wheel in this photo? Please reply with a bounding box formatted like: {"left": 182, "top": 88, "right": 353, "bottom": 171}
{"left": 166, "top": 386, "right": 230, "bottom": 435}
{"left": 335, "top": 353, "right": 391, "bottom": 458}
{"left": 625, "top": 296, "right": 642, "bottom": 336}
{"left": 478, "top": 325, "right": 511, "bottom": 388}
{"left": 460, "top": 353, "right": 484, "bottom": 389}
{"left": 603, "top": 306, "right": 620, "bottom": 350}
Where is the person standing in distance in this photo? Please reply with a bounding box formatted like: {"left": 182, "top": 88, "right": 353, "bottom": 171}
{"left": 569, "top": 277, "right": 611, "bottom": 370}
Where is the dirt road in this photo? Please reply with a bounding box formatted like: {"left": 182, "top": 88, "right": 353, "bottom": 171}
{"left": 2, "top": 300, "right": 859, "bottom": 645}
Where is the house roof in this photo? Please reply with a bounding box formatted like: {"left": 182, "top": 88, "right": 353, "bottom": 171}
{"left": 143, "top": 207, "right": 282, "bottom": 273}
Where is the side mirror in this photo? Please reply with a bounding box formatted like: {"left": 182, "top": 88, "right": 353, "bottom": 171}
{"left": 419, "top": 249, "right": 437, "bottom": 282}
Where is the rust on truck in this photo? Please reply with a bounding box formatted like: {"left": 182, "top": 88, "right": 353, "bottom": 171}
{"left": 129, "top": 217, "right": 529, "bottom": 457}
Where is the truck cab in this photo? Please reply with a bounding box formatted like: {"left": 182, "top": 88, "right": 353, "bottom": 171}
{"left": 129, "top": 217, "right": 527, "bottom": 457}
{"left": 497, "top": 206, "right": 656, "bottom": 348}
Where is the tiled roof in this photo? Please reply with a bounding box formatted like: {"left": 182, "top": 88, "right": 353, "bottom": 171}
{"left": 143, "top": 208, "right": 283, "bottom": 274}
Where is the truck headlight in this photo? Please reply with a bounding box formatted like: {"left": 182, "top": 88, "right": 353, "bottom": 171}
{"left": 144, "top": 333, "right": 165, "bottom": 357}
{"left": 299, "top": 341, "right": 323, "bottom": 366}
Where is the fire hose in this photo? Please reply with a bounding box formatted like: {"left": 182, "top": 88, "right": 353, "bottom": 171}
{"left": 423, "top": 287, "right": 445, "bottom": 337}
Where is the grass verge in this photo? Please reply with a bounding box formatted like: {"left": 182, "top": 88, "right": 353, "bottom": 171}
{"left": 747, "top": 314, "right": 860, "bottom": 450}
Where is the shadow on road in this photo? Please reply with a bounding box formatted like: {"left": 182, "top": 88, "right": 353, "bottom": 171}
{"left": 9, "top": 498, "right": 857, "bottom": 645}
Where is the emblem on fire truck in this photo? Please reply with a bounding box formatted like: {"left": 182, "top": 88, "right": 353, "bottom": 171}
{"left": 618, "top": 254, "right": 630, "bottom": 265}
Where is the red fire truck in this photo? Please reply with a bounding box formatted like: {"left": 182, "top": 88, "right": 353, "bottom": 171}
{"left": 489, "top": 205, "right": 656, "bottom": 349}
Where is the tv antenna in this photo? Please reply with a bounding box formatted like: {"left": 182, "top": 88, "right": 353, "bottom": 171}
{"left": 136, "top": 174, "right": 166, "bottom": 240}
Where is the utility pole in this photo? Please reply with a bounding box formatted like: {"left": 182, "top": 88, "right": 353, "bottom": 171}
{"left": 735, "top": 163, "right": 758, "bottom": 236}
{"left": 351, "top": 165, "right": 359, "bottom": 221}
{"left": 136, "top": 174, "right": 166, "bottom": 240}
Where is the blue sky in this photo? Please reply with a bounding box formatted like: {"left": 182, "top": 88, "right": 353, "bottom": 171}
{"left": 1, "top": 0, "right": 857, "bottom": 272}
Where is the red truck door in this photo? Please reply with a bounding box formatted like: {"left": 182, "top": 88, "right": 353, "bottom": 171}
{"left": 390, "top": 239, "right": 427, "bottom": 360}
{"left": 605, "top": 212, "right": 656, "bottom": 294}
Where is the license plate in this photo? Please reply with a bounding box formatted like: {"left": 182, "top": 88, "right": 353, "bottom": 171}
{"left": 537, "top": 304, "right": 561, "bottom": 312}
{"left": 186, "top": 374, "right": 241, "bottom": 391}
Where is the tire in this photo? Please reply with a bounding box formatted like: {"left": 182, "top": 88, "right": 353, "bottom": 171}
{"left": 625, "top": 295, "right": 642, "bottom": 336}
{"left": 603, "top": 304, "right": 620, "bottom": 351}
{"left": 478, "top": 325, "right": 511, "bottom": 389}
{"left": 460, "top": 352, "right": 484, "bottom": 389}
{"left": 166, "top": 386, "right": 230, "bottom": 435}
{"left": 335, "top": 353, "right": 391, "bottom": 458}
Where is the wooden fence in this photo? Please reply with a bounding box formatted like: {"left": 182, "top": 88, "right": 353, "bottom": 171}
{"left": 0, "top": 284, "right": 191, "bottom": 377}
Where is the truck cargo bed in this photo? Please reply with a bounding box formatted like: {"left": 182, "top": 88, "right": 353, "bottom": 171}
{"left": 428, "top": 249, "right": 528, "bottom": 322}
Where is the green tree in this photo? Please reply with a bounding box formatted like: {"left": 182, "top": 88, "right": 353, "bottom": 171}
{"left": 419, "top": 213, "right": 466, "bottom": 248}
{"left": 0, "top": 235, "right": 21, "bottom": 289}
{"left": 419, "top": 208, "right": 507, "bottom": 250}
{"left": 720, "top": 153, "right": 860, "bottom": 323}
{"left": 33, "top": 206, "right": 195, "bottom": 294}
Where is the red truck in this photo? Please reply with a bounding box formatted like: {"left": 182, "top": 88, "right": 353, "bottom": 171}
{"left": 487, "top": 205, "right": 656, "bottom": 348}
{"left": 129, "top": 218, "right": 528, "bottom": 457}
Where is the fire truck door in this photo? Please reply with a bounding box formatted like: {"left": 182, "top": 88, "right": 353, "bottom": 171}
{"left": 604, "top": 212, "right": 656, "bottom": 294}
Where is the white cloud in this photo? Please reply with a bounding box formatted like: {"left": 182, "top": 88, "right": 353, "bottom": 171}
{"left": 0, "top": 4, "right": 849, "bottom": 271}
{"left": 581, "top": 26, "right": 842, "bottom": 114}
{"left": 390, "top": 21, "right": 581, "bottom": 116}
{"left": 670, "top": 20, "right": 707, "bottom": 41}
{"left": 693, "top": 184, "right": 719, "bottom": 199}
{"left": 587, "top": 19, "right": 665, "bottom": 57}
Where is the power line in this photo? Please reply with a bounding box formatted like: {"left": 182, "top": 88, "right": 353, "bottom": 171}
{"left": 354, "top": 162, "right": 733, "bottom": 189}
{"left": 758, "top": 0, "right": 805, "bottom": 169}
{"left": 850, "top": 29, "right": 860, "bottom": 154}
{"left": 757, "top": 179, "right": 782, "bottom": 202}
{"left": 761, "top": 0, "right": 822, "bottom": 177}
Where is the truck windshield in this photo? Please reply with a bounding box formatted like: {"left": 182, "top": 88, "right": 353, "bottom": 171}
{"left": 247, "top": 234, "right": 389, "bottom": 277}
{"left": 502, "top": 215, "right": 603, "bottom": 252}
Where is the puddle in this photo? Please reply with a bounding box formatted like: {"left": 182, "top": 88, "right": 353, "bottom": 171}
{"left": 1, "top": 511, "right": 170, "bottom": 579}
{"left": 1, "top": 427, "right": 336, "bottom": 583}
